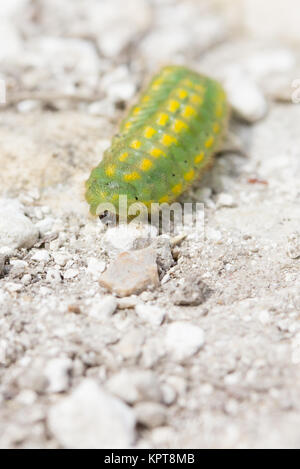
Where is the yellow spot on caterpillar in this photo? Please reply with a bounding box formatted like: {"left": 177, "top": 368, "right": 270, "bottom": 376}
{"left": 142, "top": 95, "right": 150, "bottom": 103}
{"left": 195, "top": 84, "right": 205, "bottom": 93}
{"left": 205, "top": 136, "right": 214, "bottom": 148}
{"left": 159, "top": 195, "right": 170, "bottom": 203}
{"left": 172, "top": 183, "right": 183, "bottom": 195}
{"left": 144, "top": 126, "right": 156, "bottom": 139}
{"left": 124, "top": 172, "right": 140, "bottom": 182}
{"left": 168, "top": 100, "right": 180, "bottom": 113}
{"left": 172, "top": 119, "right": 188, "bottom": 133}
{"left": 133, "top": 107, "right": 141, "bottom": 116}
{"left": 182, "top": 105, "right": 197, "bottom": 119}
{"left": 190, "top": 94, "right": 203, "bottom": 105}
{"left": 105, "top": 164, "right": 116, "bottom": 177}
{"left": 140, "top": 158, "right": 153, "bottom": 171}
{"left": 213, "top": 123, "right": 220, "bottom": 134}
{"left": 130, "top": 140, "right": 142, "bottom": 150}
{"left": 176, "top": 88, "right": 188, "bottom": 99}
{"left": 161, "top": 134, "right": 177, "bottom": 147}
{"left": 150, "top": 147, "right": 166, "bottom": 158}
{"left": 184, "top": 169, "right": 195, "bottom": 181}
{"left": 99, "top": 191, "right": 107, "bottom": 199}
{"left": 194, "top": 152, "right": 205, "bottom": 164}
{"left": 182, "top": 79, "right": 194, "bottom": 88}
{"left": 152, "top": 78, "right": 163, "bottom": 90}
{"left": 119, "top": 151, "right": 129, "bottom": 162}
{"left": 157, "top": 113, "right": 169, "bottom": 126}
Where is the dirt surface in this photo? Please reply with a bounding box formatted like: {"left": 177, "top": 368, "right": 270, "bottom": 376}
{"left": 1, "top": 0, "right": 300, "bottom": 449}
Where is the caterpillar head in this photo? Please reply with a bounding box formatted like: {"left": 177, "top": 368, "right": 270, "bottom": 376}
{"left": 85, "top": 167, "right": 138, "bottom": 218}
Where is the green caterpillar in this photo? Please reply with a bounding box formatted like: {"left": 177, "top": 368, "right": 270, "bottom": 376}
{"left": 85, "top": 65, "right": 229, "bottom": 216}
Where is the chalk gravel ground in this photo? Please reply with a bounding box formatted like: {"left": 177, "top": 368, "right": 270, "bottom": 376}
{"left": 1, "top": 0, "right": 300, "bottom": 449}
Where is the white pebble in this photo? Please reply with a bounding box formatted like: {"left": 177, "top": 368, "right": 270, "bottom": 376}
{"left": 102, "top": 223, "right": 157, "bottom": 253}
{"left": 53, "top": 253, "right": 69, "bottom": 267}
{"left": 135, "top": 303, "right": 165, "bottom": 326}
{"left": 0, "top": 198, "right": 38, "bottom": 249}
{"left": 44, "top": 358, "right": 73, "bottom": 393}
{"left": 5, "top": 282, "right": 23, "bottom": 293}
{"left": 35, "top": 217, "right": 55, "bottom": 236}
{"left": 86, "top": 257, "right": 106, "bottom": 278}
{"left": 164, "top": 322, "right": 205, "bottom": 361}
{"left": 89, "top": 296, "right": 117, "bottom": 318}
{"left": 224, "top": 68, "right": 268, "bottom": 123}
{"left": 216, "top": 193, "right": 236, "bottom": 209}
{"left": 31, "top": 249, "right": 50, "bottom": 263}
{"left": 106, "top": 369, "right": 162, "bottom": 404}
{"left": 46, "top": 268, "right": 62, "bottom": 283}
{"left": 48, "top": 379, "right": 136, "bottom": 449}
{"left": 64, "top": 269, "right": 79, "bottom": 280}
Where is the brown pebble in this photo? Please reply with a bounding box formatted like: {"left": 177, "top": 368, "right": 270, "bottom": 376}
{"left": 99, "top": 248, "right": 159, "bottom": 297}
{"left": 68, "top": 304, "right": 81, "bottom": 314}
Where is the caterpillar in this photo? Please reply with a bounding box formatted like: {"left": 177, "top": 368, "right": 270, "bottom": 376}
{"left": 85, "top": 65, "right": 229, "bottom": 216}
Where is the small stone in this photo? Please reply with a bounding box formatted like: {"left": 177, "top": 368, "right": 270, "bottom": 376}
{"left": 46, "top": 268, "right": 62, "bottom": 283}
{"left": 258, "top": 310, "right": 271, "bottom": 325}
{"left": 89, "top": 296, "right": 117, "bottom": 318}
{"left": 35, "top": 217, "right": 55, "bottom": 236}
{"left": 224, "top": 68, "right": 268, "bottom": 123}
{"left": 44, "top": 358, "right": 73, "bottom": 393}
{"left": 287, "top": 233, "right": 300, "bottom": 259}
{"left": 53, "top": 253, "right": 69, "bottom": 267}
{"left": 134, "top": 402, "right": 166, "bottom": 428}
{"left": 31, "top": 249, "right": 50, "bottom": 263}
{"left": 21, "top": 274, "right": 32, "bottom": 286}
{"left": 17, "top": 100, "right": 40, "bottom": 113}
{"left": 5, "top": 282, "right": 23, "bottom": 293}
{"left": 164, "top": 322, "right": 205, "bottom": 361}
{"left": 0, "top": 198, "right": 39, "bottom": 249}
{"left": 99, "top": 248, "right": 159, "bottom": 297}
{"left": 86, "top": 257, "right": 106, "bottom": 278}
{"left": 107, "top": 81, "right": 136, "bottom": 102}
{"left": 117, "top": 296, "right": 139, "bottom": 309}
{"left": 153, "top": 236, "right": 175, "bottom": 278}
{"left": 9, "top": 260, "right": 28, "bottom": 278}
{"left": 172, "top": 275, "right": 212, "bottom": 306}
{"left": 161, "top": 383, "right": 177, "bottom": 406}
{"left": 102, "top": 223, "right": 157, "bottom": 253}
{"left": 135, "top": 303, "right": 165, "bottom": 326}
{"left": 216, "top": 193, "right": 236, "bottom": 209}
{"left": 106, "top": 369, "right": 162, "bottom": 405}
{"left": 64, "top": 268, "right": 79, "bottom": 280}
{"left": 68, "top": 304, "right": 81, "bottom": 314}
{"left": 48, "top": 379, "right": 136, "bottom": 449}
{"left": 0, "top": 254, "right": 8, "bottom": 278}
{"left": 117, "top": 329, "right": 144, "bottom": 359}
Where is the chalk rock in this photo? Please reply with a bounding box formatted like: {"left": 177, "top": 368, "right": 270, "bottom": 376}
{"left": 48, "top": 379, "right": 136, "bottom": 449}
{"left": 106, "top": 369, "right": 162, "bottom": 405}
{"left": 99, "top": 248, "right": 159, "bottom": 297}
{"left": 102, "top": 223, "right": 157, "bottom": 253}
{"left": 0, "top": 199, "right": 39, "bottom": 249}
{"left": 164, "top": 322, "right": 205, "bottom": 361}
{"left": 224, "top": 68, "right": 268, "bottom": 123}
{"left": 135, "top": 303, "right": 165, "bottom": 326}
